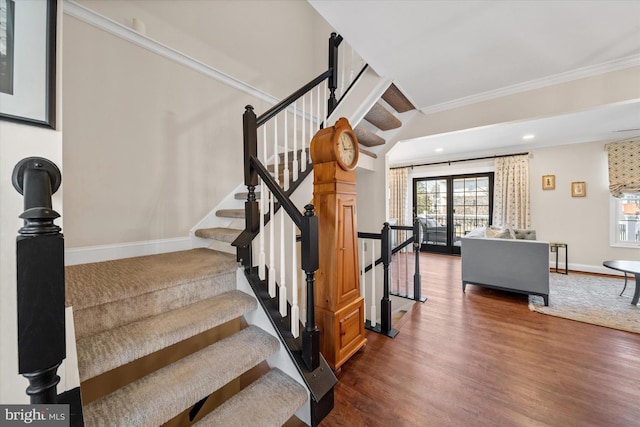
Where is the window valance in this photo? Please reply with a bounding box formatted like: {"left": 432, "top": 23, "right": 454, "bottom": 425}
{"left": 606, "top": 140, "right": 640, "bottom": 198}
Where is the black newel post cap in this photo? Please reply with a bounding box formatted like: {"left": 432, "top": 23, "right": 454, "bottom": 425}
{"left": 13, "top": 157, "right": 62, "bottom": 236}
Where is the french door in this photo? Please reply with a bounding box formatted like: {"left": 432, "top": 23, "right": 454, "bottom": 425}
{"left": 413, "top": 173, "right": 494, "bottom": 254}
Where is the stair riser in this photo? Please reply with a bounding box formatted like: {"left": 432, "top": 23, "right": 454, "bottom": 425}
{"left": 73, "top": 271, "right": 235, "bottom": 339}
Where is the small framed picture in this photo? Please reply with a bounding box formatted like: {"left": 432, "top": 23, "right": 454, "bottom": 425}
{"left": 571, "top": 181, "right": 586, "bottom": 197}
{"left": 542, "top": 175, "right": 555, "bottom": 190}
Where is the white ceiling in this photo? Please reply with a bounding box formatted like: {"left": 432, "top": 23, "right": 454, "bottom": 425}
{"left": 308, "top": 0, "right": 640, "bottom": 165}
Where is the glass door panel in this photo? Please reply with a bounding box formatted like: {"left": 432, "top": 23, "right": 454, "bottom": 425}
{"left": 452, "top": 176, "right": 491, "bottom": 247}
{"left": 415, "top": 178, "right": 448, "bottom": 250}
{"left": 414, "top": 173, "right": 493, "bottom": 254}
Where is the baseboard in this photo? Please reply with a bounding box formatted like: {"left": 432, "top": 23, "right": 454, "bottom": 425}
{"left": 550, "top": 262, "right": 627, "bottom": 277}
{"left": 65, "top": 237, "right": 193, "bottom": 265}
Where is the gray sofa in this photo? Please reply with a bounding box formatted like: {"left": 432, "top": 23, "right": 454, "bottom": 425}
{"left": 461, "top": 236, "right": 550, "bottom": 305}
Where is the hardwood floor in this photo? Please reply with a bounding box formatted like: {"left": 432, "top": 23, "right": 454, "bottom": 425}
{"left": 319, "top": 253, "right": 640, "bottom": 427}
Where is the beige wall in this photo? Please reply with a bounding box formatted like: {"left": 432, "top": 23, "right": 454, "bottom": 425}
{"left": 63, "top": 1, "right": 332, "bottom": 248}
{"left": 530, "top": 140, "right": 637, "bottom": 271}
{"left": 0, "top": 1, "right": 63, "bottom": 402}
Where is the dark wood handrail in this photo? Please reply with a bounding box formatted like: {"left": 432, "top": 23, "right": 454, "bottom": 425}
{"left": 249, "top": 155, "right": 303, "bottom": 228}
{"left": 256, "top": 69, "right": 333, "bottom": 127}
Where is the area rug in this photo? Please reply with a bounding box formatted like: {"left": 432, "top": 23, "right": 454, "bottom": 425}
{"left": 528, "top": 274, "right": 640, "bottom": 334}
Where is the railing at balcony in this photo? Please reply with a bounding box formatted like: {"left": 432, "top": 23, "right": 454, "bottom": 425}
{"left": 357, "top": 219, "right": 425, "bottom": 338}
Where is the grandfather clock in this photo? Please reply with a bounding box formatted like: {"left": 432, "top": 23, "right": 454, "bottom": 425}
{"left": 310, "top": 117, "right": 367, "bottom": 371}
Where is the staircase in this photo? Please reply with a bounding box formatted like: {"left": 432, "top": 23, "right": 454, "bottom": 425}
{"left": 66, "top": 248, "right": 308, "bottom": 426}
{"left": 195, "top": 83, "right": 416, "bottom": 252}
{"left": 67, "top": 55, "right": 415, "bottom": 427}
{"left": 353, "top": 83, "right": 416, "bottom": 153}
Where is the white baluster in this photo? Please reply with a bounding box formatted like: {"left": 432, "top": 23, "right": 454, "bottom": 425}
{"left": 371, "top": 239, "right": 377, "bottom": 327}
{"left": 279, "top": 211, "right": 287, "bottom": 317}
{"left": 300, "top": 95, "right": 307, "bottom": 172}
{"left": 323, "top": 80, "right": 327, "bottom": 126}
{"left": 291, "top": 220, "right": 299, "bottom": 337}
{"left": 292, "top": 100, "right": 299, "bottom": 181}
{"left": 258, "top": 126, "right": 267, "bottom": 281}
{"left": 268, "top": 179, "right": 276, "bottom": 298}
{"left": 308, "top": 89, "right": 313, "bottom": 151}
{"left": 349, "top": 46, "right": 355, "bottom": 87}
{"left": 283, "top": 112, "right": 289, "bottom": 191}
{"left": 316, "top": 86, "right": 321, "bottom": 131}
{"left": 273, "top": 117, "right": 279, "bottom": 186}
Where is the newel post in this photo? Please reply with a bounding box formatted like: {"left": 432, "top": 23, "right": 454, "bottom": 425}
{"left": 327, "top": 32, "right": 343, "bottom": 115}
{"left": 301, "top": 204, "right": 320, "bottom": 371}
{"left": 12, "top": 157, "right": 65, "bottom": 403}
{"left": 413, "top": 217, "right": 424, "bottom": 302}
{"left": 380, "top": 222, "right": 397, "bottom": 337}
{"left": 240, "top": 105, "right": 259, "bottom": 269}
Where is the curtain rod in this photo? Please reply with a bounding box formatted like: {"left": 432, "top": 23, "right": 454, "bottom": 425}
{"left": 390, "top": 152, "right": 529, "bottom": 170}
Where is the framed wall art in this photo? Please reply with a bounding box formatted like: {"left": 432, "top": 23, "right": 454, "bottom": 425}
{"left": 0, "top": 0, "right": 57, "bottom": 128}
{"left": 571, "top": 181, "right": 586, "bottom": 197}
{"left": 542, "top": 175, "right": 555, "bottom": 190}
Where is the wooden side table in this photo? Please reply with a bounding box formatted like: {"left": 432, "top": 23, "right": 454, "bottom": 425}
{"left": 550, "top": 242, "right": 568, "bottom": 274}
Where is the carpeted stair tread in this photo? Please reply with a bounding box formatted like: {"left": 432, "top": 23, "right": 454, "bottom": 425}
{"left": 72, "top": 269, "right": 235, "bottom": 340}
{"left": 83, "top": 325, "right": 279, "bottom": 427}
{"left": 354, "top": 125, "right": 386, "bottom": 147}
{"left": 66, "top": 249, "right": 236, "bottom": 312}
{"left": 381, "top": 83, "right": 416, "bottom": 113}
{"left": 363, "top": 102, "right": 402, "bottom": 131}
{"left": 216, "top": 209, "right": 245, "bottom": 219}
{"left": 195, "top": 227, "right": 242, "bottom": 243}
{"left": 77, "top": 290, "right": 257, "bottom": 381}
{"left": 195, "top": 368, "right": 307, "bottom": 427}
{"left": 235, "top": 191, "right": 261, "bottom": 200}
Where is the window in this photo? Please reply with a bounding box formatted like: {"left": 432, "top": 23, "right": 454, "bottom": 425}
{"left": 611, "top": 193, "right": 640, "bottom": 247}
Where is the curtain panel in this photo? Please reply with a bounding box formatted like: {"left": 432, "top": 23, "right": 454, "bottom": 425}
{"left": 493, "top": 155, "right": 530, "bottom": 229}
{"left": 605, "top": 140, "right": 640, "bottom": 198}
{"left": 389, "top": 168, "right": 408, "bottom": 226}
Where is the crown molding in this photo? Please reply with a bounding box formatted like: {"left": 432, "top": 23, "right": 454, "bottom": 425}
{"left": 63, "top": 0, "right": 280, "bottom": 106}
{"left": 420, "top": 54, "right": 640, "bottom": 115}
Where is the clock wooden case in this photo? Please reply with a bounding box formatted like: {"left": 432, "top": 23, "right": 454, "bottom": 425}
{"left": 310, "top": 117, "right": 366, "bottom": 371}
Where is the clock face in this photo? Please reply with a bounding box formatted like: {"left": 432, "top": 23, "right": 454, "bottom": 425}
{"left": 337, "top": 132, "right": 356, "bottom": 168}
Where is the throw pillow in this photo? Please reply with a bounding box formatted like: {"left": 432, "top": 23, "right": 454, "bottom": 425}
{"left": 486, "top": 226, "right": 514, "bottom": 239}
{"left": 465, "top": 227, "right": 486, "bottom": 238}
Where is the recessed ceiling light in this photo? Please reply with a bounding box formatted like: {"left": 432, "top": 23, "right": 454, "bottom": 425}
{"left": 435, "top": 147, "right": 444, "bottom": 152}
{"left": 522, "top": 134, "right": 535, "bottom": 140}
